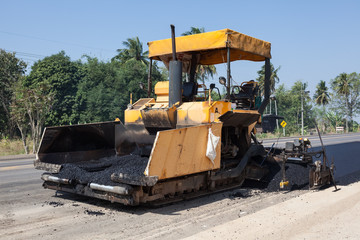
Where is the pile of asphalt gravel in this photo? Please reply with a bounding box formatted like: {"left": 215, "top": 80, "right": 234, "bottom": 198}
{"left": 243, "top": 162, "right": 310, "bottom": 192}
{"left": 267, "top": 162, "right": 310, "bottom": 191}
{"left": 56, "top": 155, "right": 149, "bottom": 186}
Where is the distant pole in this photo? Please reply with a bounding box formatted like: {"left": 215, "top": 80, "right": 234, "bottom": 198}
{"left": 301, "top": 84, "right": 304, "bottom": 136}
{"left": 147, "top": 58, "right": 153, "bottom": 97}
{"left": 283, "top": 126, "right": 285, "bottom": 136}
{"left": 301, "top": 85, "right": 310, "bottom": 136}
{"left": 275, "top": 99, "right": 279, "bottom": 130}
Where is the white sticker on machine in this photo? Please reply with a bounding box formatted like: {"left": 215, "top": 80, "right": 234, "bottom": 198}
{"left": 206, "top": 128, "right": 220, "bottom": 165}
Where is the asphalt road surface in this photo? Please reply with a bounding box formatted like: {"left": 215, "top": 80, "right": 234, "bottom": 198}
{"left": 1, "top": 133, "right": 360, "bottom": 239}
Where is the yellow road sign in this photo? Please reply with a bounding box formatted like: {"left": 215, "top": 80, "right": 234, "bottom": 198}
{"left": 280, "top": 120, "right": 287, "bottom": 128}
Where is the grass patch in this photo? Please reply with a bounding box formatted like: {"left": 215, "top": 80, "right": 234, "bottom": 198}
{"left": 256, "top": 131, "right": 310, "bottom": 140}
{"left": 0, "top": 138, "right": 33, "bottom": 156}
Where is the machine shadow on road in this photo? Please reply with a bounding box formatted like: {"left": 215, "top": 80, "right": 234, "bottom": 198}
{"left": 49, "top": 175, "right": 305, "bottom": 216}
{"left": 51, "top": 187, "right": 267, "bottom": 216}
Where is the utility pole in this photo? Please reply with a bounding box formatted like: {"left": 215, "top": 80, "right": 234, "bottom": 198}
{"left": 270, "top": 95, "right": 278, "bottom": 130}
{"left": 274, "top": 98, "right": 279, "bottom": 130}
{"left": 301, "top": 84, "right": 304, "bottom": 136}
{"left": 301, "top": 83, "right": 310, "bottom": 136}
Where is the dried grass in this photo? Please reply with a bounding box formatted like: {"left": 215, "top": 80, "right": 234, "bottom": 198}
{"left": 0, "top": 138, "right": 33, "bottom": 156}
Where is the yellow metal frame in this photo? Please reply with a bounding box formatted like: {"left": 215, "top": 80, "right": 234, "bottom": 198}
{"left": 154, "top": 81, "right": 170, "bottom": 103}
{"left": 176, "top": 101, "right": 231, "bottom": 127}
{"left": 145, "top": 122, "right": 222, "bottom": 179}
{"left": 124, "top": 98, "right": 155, "bottom": 124}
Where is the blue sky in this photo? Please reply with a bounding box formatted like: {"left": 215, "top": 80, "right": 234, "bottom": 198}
{"left": 1, "top": 0, "right": 360, "bottom": 96}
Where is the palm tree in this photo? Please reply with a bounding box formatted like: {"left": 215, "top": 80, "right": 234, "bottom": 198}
{"left": 197, "top": 65, "right": 217, "bottom": 85}
{"left": 182, "top": 27, "right": 217, "bottom": 84}
{"left": 256, "top": 63, "right": 280, "bottom": 95}
{"left": 331, "top": 73, "right": 351, "bottom": 132}
{"left": 332, "top": 73, "right": 351, "bottom": 96}
{"left": 325, "top": 110, "right": 345, "bottom": 132}
{"left": 113, "top": 37, "right": 148, "bottom": 66}
{"left": 182, "top": 27, "right": 205, "bottom": 36}
{"left": 313, "top": 80, "right": 330, "bottom": 132}
{"left": 314, "top": 80, "right": 330, "bottom": 106}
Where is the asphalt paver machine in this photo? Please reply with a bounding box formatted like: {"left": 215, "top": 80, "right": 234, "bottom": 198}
{"left": 35, "top": 26, "right": 276, "bottom": 205}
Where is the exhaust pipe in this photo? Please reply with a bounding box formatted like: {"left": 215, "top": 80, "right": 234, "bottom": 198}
{"left": 41, "top": 173, "right": 73, "bottom": 185}
{"left": 169, "top": 24, "right": 182, "bottom": 107}
{"left": 89, "top": 183, "right": 133, "bottom": 195}
{"left": 171, "top": 24, "right": 177, "bottom": 61}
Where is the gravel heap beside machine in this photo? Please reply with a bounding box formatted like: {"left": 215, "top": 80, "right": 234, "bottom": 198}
{"left": 34, "top": 26, "right": 323, "bottom": 206}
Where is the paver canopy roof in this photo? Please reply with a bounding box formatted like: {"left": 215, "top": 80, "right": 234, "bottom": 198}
{"left": 148, "top": 28, "right": 271, "bottom": 67}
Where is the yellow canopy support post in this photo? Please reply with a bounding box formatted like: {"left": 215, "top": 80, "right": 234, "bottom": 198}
{"left": 208, "top": 88, "right": 211, "bottom": 106}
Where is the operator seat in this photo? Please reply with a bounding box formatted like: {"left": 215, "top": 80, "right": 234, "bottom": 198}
{"left": 231, "top": 80, "right": 258, "bottom": 109}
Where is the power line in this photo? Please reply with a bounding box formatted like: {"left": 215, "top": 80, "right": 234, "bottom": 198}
{"left": 0, "top": 30, "right": 114, "bottom": 52}
{"left": 14, "top": 51, "right": 45, "bottom": 58}
{"left": 19, "top": 57, "right": 38, "bottom": 62}
{"left": 4, "top": 49, "right": 45, "bottom": 58}
{"left": 3, "top": 49, "right": 45, "bottom": 63}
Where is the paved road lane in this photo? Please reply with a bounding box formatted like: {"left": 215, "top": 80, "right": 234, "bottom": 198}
{"left": 261, "top": 132, "right": 360, "bottom": 148}
{"left": 1, "top": 132, "right": 359, "bottom": 183}
{"left": 0, "top": 157, "right": 41, "bottom": 190}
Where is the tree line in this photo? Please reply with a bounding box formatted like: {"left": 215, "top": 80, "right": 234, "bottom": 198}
{"left": 0, "top": 28, "right": 215, "bottom": 153}
{"left": 0, "top": 38, "right": 164, "bottom": 153}
{"left": 263, "top": 72, "right": 360, "bottom": 134}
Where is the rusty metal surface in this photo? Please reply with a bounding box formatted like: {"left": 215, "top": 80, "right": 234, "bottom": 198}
{"left": 37, "top": 149, "right": 116, "bottom": 166}
{"left": 211, "top": 144, "right": 266, "bottom": 181}
{"left": 309, "top": 161, "right": 335, "bottom": 189}
{"left": 140, "top": 108, "right": 176, "bottom": 129}
{"left": 245, "top": 164, "right": 269, "bottom": 181}
{"left": 34, "top": 160, "right": 62, "bottom": 173}
{"left": 39, "top": 121, "right": 116, "bottom": 153}
{"left": 219, "top": 111, "right": 260, "bottom": 127}
{"left": 43, "top": 182, "right": 135, "bottom": 205}
{"left": 115, "top": 123, "right": 155, "bottom": 156}
{"left": 111, "top": 173, "right": 158, "bottom": 186}
{"left": 132, "top": 98, "right": 153, "bottom": 110}
{"left": 38, "top": 122, "right": 117, "bottom": 164}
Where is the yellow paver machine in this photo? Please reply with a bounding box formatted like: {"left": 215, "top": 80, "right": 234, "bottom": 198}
{"left": 35, "top": 26, "right": 274, "bottom": 205}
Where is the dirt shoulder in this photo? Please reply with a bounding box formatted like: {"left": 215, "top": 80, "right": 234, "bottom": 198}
{"left": 185, "top": 182, "right": 360, "bottom": 240}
